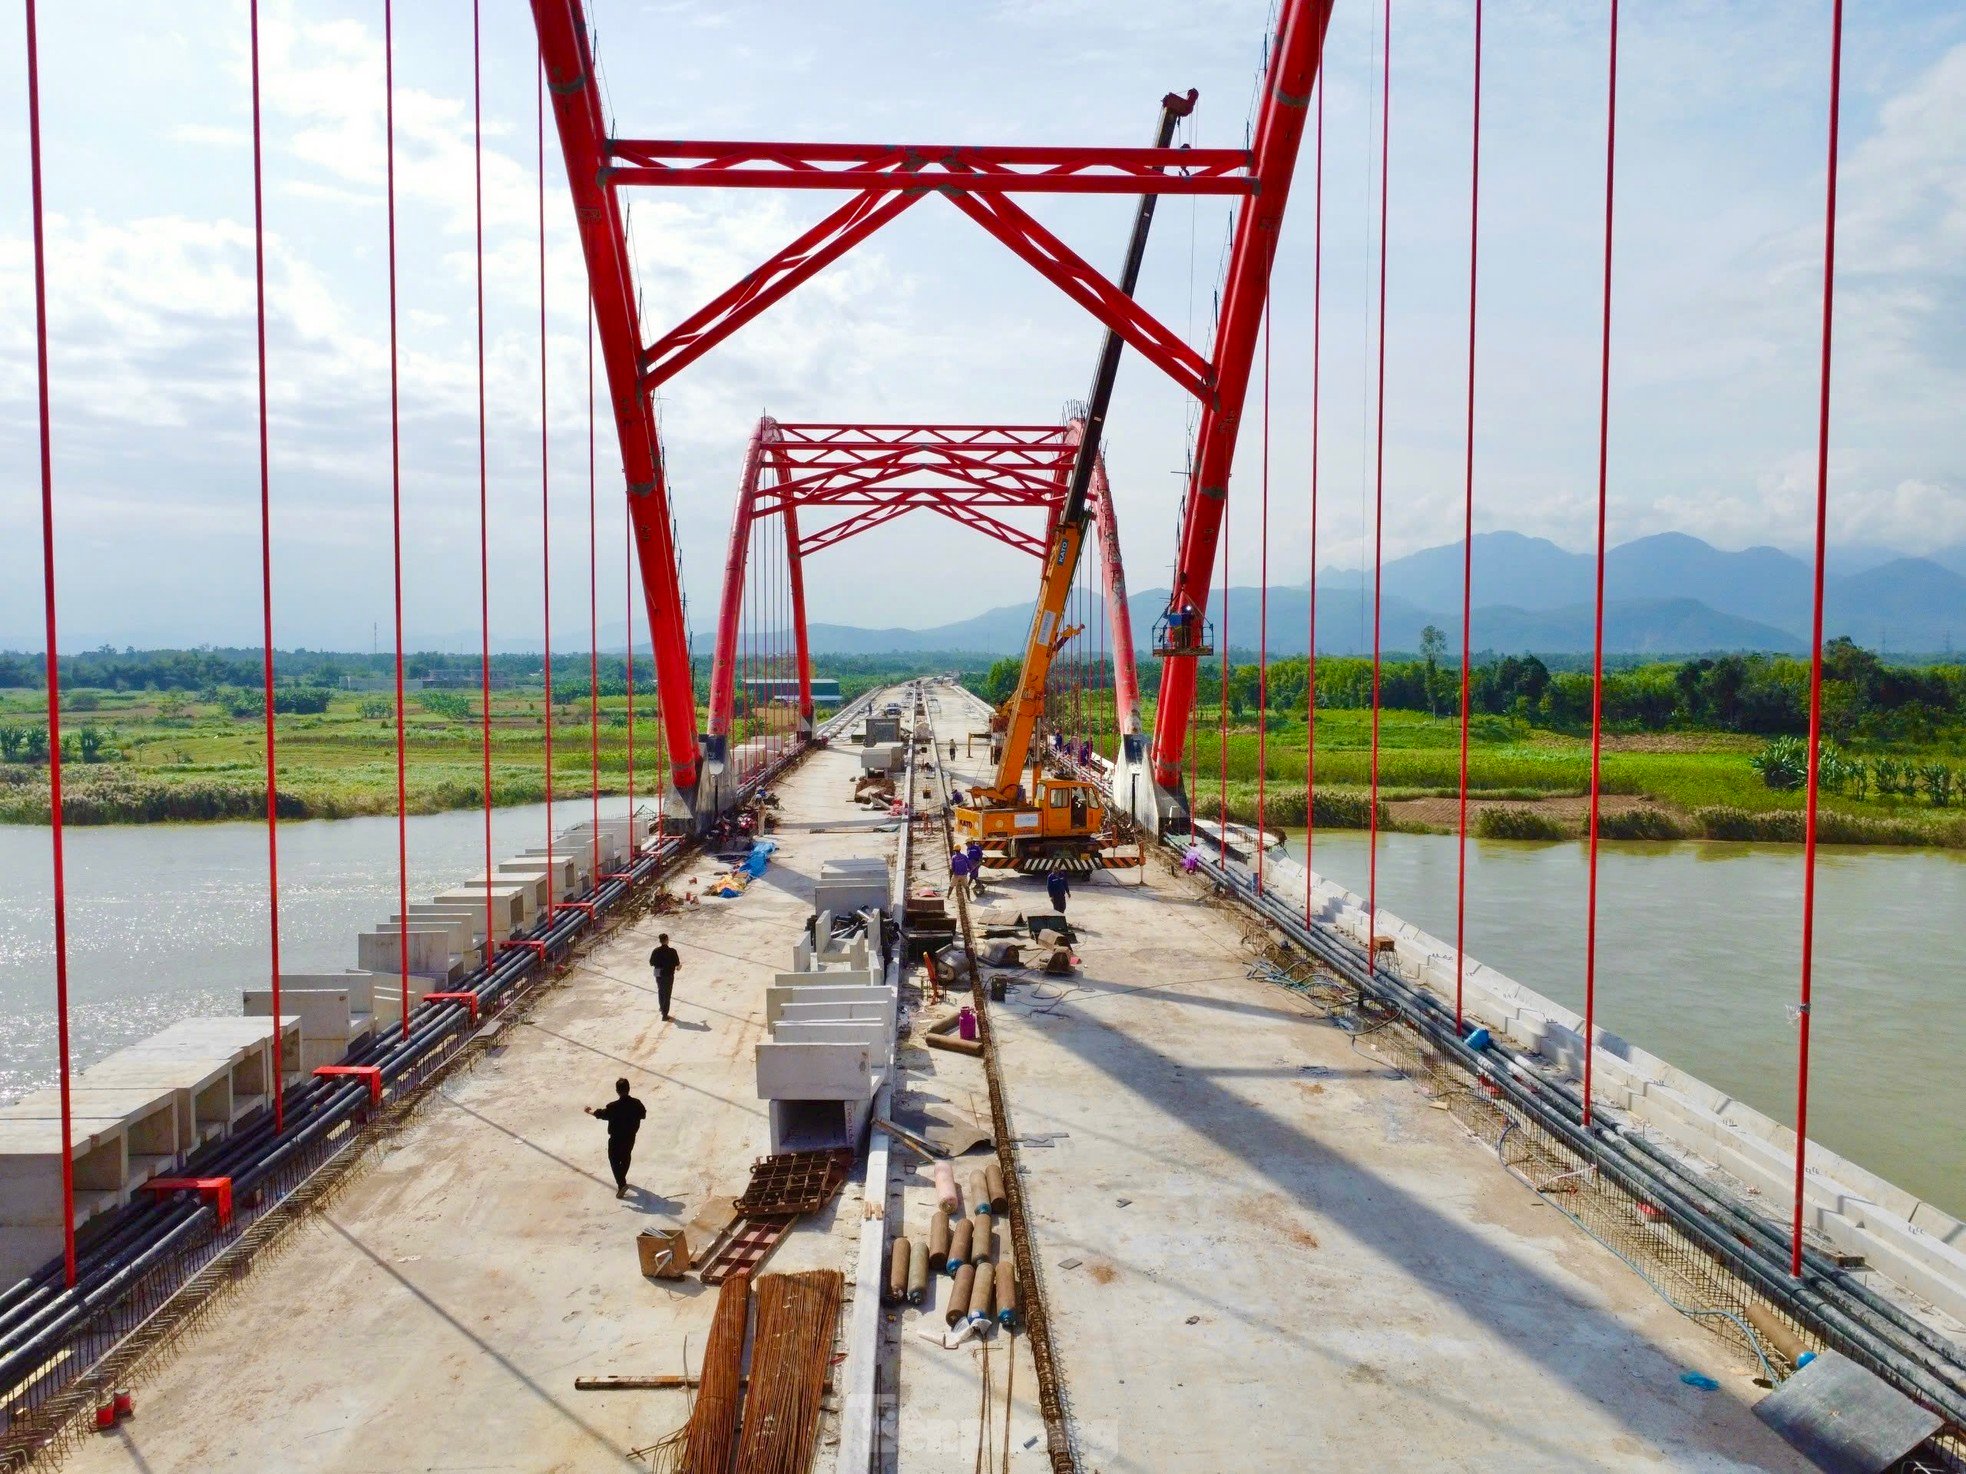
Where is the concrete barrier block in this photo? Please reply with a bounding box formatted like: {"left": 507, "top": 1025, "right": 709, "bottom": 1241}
{"left": 246, "top": 987, "right": 362, "bottom": 1072}
{"left": 357, "top": 927, "right": 454, "bottom": 981}
{"left": 437, "top": 884, "right": 529, "bottom": 930}
{"left": 776, "top": 1000, "right": 889, "bottom": 1025}
{"left": 774, "top": 970, "right": 876, "bottom": 990}
{"left": 771, "top": 1020, "right": 886, "bottom": 1049}
{"left": 755, "top": 1041, "right": 875, "bottom": 1101}
{"left": 765, "top": 984, "right": 891, "bottom": 1028}
{"left": 1908, "top": 1201, "right": 1966, "bottom": 1248}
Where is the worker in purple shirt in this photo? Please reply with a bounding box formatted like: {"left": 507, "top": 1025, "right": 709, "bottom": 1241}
{"left": 949, "top": 845, "right": 973, "bottom": 901}
{"left": 1078, "top": 739, "right": 1093, "bottom": 764}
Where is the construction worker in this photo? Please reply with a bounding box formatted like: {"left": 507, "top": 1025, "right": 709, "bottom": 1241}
{"left": 648, "top": 932, "right": 681, "bottom": 1021}
{"left": 585, "top": 1077, "right": 647, "bottom": 1199}
{"left": 1046, "top": 869, "right": 1071, "bottom": 915}
{"left": 949, "top": 845, "right": 972, "bottom": 902}
{"left": 948, "top": 740, "right": 957, "bottom": 761}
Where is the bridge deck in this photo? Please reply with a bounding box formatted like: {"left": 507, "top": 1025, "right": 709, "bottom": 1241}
{"left": 893, "top": 688, "right": 1809, "bottom": 1472}
{"left": 60, "top": 684, "right": 1807, "bottom": 1472}
{"left": 61, "top": 741, "right": 887, "bottom": 1474}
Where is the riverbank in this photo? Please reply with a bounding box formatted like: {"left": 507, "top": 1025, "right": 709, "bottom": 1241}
{"left": 1143, "top": 702, "right": 1966, "bottom": 848}
{"left": 1193, "top": 779, "right": 1966, "bottom": 847}
{"left": 0, "top": 685, "right": 809, "bottom": 825}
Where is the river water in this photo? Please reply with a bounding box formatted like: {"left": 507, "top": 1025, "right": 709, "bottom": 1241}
{"left": 0, "top": 799, "right": 630, "bottom": 1101}
{"left": 3, "top": 810, "right": 1961, "bottom": 1220}
{"left": 1274, "top": 829, "right": 1966, "bottom": 1221}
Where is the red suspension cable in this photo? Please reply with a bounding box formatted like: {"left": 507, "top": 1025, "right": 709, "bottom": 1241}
{"left": 588, "top": 306, "right": 600, "bottom": 883}
{"left": 625, "top": 481, "right": 637, "bottom": 853}
{"left": 1217, "top": 469, "right": 1230, "bottom": 865}
{"left": 1366, "top": 0, "right": 1392, "bottom": 976}
{"left": 248, "top": 0, "right": 283, "bottom": 1128}
{"left": 384, "top": 0, "right": 410, "bottom": 1040}
{"left": 1305, "top": 76, "right": 1323, "bottom": 924}
{"left": 1256, "top": 286, "right": 1271, "bottom": 894}
{"left": 473, "top": 0, "right": 493, "bottom": 950}
{"left": 1582, "top": 0, "right": 1621, "bottom": 1126}
{"left": 538, "top": 65, "right": 555, "bottom": 910}
{"left": 1453, "top": 0, "right": 1484, "bottom": 1033}
{"left": 1793, "top": 0, "right": 1845, "bottom": 1279}
{"left": 23, "top": 0, "right": 77, "bottom": 1289}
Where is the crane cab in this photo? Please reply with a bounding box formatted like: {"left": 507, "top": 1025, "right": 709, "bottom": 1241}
{"left": 954, "top": 775, "right": 1106, "bottom": 857}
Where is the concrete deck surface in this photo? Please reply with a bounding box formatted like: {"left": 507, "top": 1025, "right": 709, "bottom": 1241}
{"left": 52, "top": 682, "right": 1818, "bottom": 1473}
{"left": 61, "top": 741, "right": 892, "bottom": 1474}
{"left": 896, "top": 688, "right": 1811, "bottom": 1473}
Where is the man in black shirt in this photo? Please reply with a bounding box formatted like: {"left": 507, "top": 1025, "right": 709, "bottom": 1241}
{"left": 586, "top": 1077, "right": 647, "bottom": 1198}
{"left": 648, "top": 933, "right": 681, "bottom": 1021}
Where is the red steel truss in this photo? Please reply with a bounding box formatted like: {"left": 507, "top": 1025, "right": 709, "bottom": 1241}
{"left": 534, "top": 2, "right": 700, "bottom": 792}
{"left": 533, "top": 0, "right": 1331, "bottom": 810}
{"left": 704, "top": 418, "right": 1139, "bottom": 746}
{"left": 1147, "top": 0, "right": 1334, "bottom": 792}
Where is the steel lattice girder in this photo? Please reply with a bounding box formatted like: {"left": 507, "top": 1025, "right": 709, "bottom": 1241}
{"left": 702, "top": 417, "right": 1141, "bottom": 745}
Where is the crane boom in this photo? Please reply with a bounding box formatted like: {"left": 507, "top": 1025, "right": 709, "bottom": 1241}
{"left": 975, "top": 88, "right": 1195, "bottom": 806}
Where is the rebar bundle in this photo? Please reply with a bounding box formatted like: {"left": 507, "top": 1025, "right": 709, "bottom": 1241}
{"left": 735, "top": 1269, "right": 842, "bottom": 1474}
{"left": 648, "top": 1271, "right": 749, "bottom": 1474}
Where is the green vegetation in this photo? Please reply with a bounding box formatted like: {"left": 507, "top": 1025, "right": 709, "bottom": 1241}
{"left": 1476, "top": 806, "right": 1570, "bottom": 842}
{"left": 0, "top": 646, "right": 969, "bottom": 825}
{"left": 992, "top": 636, "right": 1966, "bottom": 848}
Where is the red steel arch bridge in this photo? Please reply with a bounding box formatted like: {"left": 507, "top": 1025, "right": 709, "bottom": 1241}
{"left": 17, "top": 1, "right": 1953, "bottom": 1464}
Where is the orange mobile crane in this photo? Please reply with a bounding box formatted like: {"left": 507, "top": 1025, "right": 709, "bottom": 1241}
{"left": 952, "top": 89, "right": 1194, "bottom": 873}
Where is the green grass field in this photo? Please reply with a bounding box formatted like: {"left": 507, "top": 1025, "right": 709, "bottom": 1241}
{"left": 6, "top": 680, "right": 1963, "bottom": 846}
{"left": 1058, "top": 696, "right": 1966, "bottom": 847}
{"left": 0, "top": 687, "right": 820, "bottom": 825}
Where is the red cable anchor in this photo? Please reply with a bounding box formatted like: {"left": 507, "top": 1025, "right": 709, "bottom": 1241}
{"left": 313, "top": 1063, "right": 383, "bottom": 1107}
{"left": 425, "top": 991, "right": 482, "bottom": 1025}
{"left": 142, "top": 1176, "right": 234, "bottom": 1231}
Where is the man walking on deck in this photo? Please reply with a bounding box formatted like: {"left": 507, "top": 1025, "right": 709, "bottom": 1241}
{"left": 586, "top": 1078, "right": 647, "bottom": 1198}
{"left": 1046, "top": 869, "right": 1071, "bottom": 915}
{"left": 648, "top": 933, "right": 680, "bottom": 1021}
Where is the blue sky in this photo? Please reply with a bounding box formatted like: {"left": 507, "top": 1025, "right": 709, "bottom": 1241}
{"left": 1, "top": 0, "right": 1961, "bottom": 649}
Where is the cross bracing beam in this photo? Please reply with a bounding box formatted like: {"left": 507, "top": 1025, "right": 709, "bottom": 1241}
{"left": 702, "top": 416, "right": 1139, "bottom": 744}
{"left": 604, "top": 140, "right": 1254, "bottom": 195}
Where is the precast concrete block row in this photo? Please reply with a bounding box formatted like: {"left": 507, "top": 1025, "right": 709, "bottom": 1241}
{"left": 0, "top": 806, "right": 657, "bottom": 1289}
{"left": 755, "top": 871, "right": 899, "bottom": 1154}
{"left": 0, "top": 1015, "right": 301, "bottom": 1284}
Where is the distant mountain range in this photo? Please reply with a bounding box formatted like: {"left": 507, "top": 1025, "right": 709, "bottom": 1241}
{"left": 693, "top": 532, "right": 1966, "bottom": 659}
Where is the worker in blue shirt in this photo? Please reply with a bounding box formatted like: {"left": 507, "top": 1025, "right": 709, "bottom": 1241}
{"left": 1046, "top": 869, "right": 1071, "bottom": 915}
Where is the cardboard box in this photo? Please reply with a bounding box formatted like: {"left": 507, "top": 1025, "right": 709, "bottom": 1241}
{"left": 636, "top": 1227, "right": 689, "bottom": 1279}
